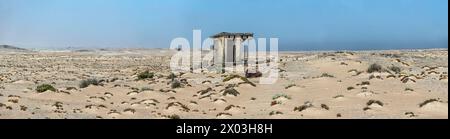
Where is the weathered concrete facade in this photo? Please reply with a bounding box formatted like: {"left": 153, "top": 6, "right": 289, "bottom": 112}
{"left": 211, "top": 32, "right": 253, "bottom": 73}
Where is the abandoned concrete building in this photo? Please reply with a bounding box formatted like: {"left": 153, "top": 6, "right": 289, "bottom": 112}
{"left": 211, "top": 32, "right": 254, "bottom": 73}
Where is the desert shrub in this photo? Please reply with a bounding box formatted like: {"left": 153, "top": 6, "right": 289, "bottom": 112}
{"left": 355, "top": 71, "right": 363, "bottom": 76}
{"left": 321, "top": 104, "right": 330, "bottom": 110}
{"left": 168, "top": 114, "right": 181, "bottom": 119}
{"left": 197, "top": 87, "right": 212, "bottom": 95}
{"left": 269, "top": 111, "right": 283, "bottom": 116}
{"left": 361, "top": 81, "right": 370, "bottom": 86}
{"left": 180, "top": 79, "right": 189, "bottom": 86}
{"left": 223, "top": 74, "right": 256, "bottom": 87}
{"left": 79, "top": 79, "right": 100, "bottom": 88}
{"left": 367, "top": 63, "right": 383, "bottom": 73}
{"left": 404, "top": 112, "right": 417, "bottom": 117}
{"left": 130, "top": 87, "right": 139, "bottom": 91}
{"left": 166, "top": 102, "right": 190, "bottom": 112}
{"left": 388, "top": 66, "right": 402, "bottom": 74}
{"left": 202, "top": 80, "right": 212, "bottom": 84}
{"left": 294, "top": 102, "right": 313, "bottom": 112}
{"left": 367, "top": 100, "right": 384, "bottom": 106}
{"left": 285, "top": 84, "right": 296, "bottom": 89}
{"left": 36, "top": 84, "right": 56, "bottom": 93}
{"left": 140, "top": 87, "right": 153, "bottom": 91}
{"left": 245, "top": 71, "right": 262, "bottom": 78}
{"left": 167, "top": 73, "right": 177, "bottom": 81}
{"left": 137, "top": 71, "right": 154, "bottom": 80}
{"left": 20, "top": 105, "right": 27, "bottom": 111}
{"left": 216, "top": 112, "right": 232, "bottom": 117}
{"left": 223, "top": 74, "right": 241, "bottom": 82}
{"left": 381, "top": 53, "right": 401, "bottom": 58}
{"left": 405, "top": 88, "right": 414, "bottom": 92}
{"left": 189, "top": 100, "right": 198, "bottom": 105}
{"left": 419, "top": 99, "right": 441, "bottom": 108}
{"left": 170, "top": 80, "right": 182, "bottom": 89}
{"left": 333, "top": 95, "right": 344, "bottom": 99}
{"left": 320, "top": 73, "right": 335, "bottom": 78}
{"left": 223, "top": 88, "right": 240, "bottom": 96}
{"left": 8, "top": 99, "right": 18, "bottom": 103}
{"left": 347, "top": 86, "right": 355, "bottom": 90}
{"left": 272, "top": 94, "right": 291, "bottom": 100}
{"left": 401, "top": 76, "right": 416, "bottom": 83}
{"left": 123, "top": 108, "right": 136, "bottom": 113}
{"left": 224, "top": 105, "right": 238, "bottom": 111}
{"left": 109, "top": 77, "right": 119, "bottom": 82}
{"left": 66, "top": 87, "right": 77, "bottom": 90}
{"left": 159, "top": 89, "right": 176, "bottom": 93}
{"left": 387, "top": 75, "right": 396, "bottom": 78}
{"left": 271, "top": 101, "right": 282, "bottom": 106}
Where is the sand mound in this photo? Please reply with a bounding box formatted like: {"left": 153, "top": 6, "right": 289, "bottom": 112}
{"left": 216, "top": 113, "right": 232, "bottom": 119}
{"left": 213, "top": 98, "right": 227, "bottom": 104}
{"left": 12, "top": 80, "right": 35, "bottom": 84}
{"left": 224, "top": 105, "right": 243, "bottom": 113}
{"left": 420, "top": 101, "right": 448, "bottom": 112}
{"left": 107, "top": 110, "right": 122, "bottom": 118}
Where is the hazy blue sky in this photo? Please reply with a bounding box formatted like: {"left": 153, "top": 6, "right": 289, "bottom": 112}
{"left": 0, "top": 0, "right": 448, "bottom": 50}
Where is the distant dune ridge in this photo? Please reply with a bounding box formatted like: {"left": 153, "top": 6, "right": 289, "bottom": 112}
{"left": 0, "top": 45, "right": 30, "bottom": 52}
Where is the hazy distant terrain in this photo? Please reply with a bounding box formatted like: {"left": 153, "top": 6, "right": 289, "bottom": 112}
{"left": 0, "top": 45, "right": 31, "bottom": 52}
{"left": 0, "top": 46, "right": 447, "bottom": 119}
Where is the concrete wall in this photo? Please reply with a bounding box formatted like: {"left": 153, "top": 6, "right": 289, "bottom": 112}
{"left": 213, "top": 35, "right": 251, "bottom": 73}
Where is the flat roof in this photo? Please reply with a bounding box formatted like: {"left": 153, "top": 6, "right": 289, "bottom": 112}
{"left": 211, "top": 32, "right": 254, "bottom": 38}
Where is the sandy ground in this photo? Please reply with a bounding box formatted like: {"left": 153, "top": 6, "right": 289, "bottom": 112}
{"left": 0, "top": 48, "right": 448, "bottom": 119}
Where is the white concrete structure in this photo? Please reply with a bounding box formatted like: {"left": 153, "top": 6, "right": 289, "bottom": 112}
{"left": 211, "top": 32, "right": 253, "bottom": 73}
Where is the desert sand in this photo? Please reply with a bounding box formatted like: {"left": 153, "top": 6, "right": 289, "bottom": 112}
{"left": 0, "top": 47, "right": 448, "bottom": 119}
